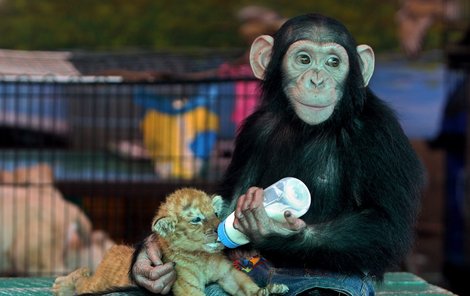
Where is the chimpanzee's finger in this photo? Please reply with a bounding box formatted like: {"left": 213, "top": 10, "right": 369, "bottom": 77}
{"left": 284, "top": 211, "right": 307, "bottom": 231}
{"left": 144, "top": 235, "right": 163, "bottom": 266}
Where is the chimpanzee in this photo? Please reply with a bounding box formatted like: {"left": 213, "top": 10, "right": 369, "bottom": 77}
{"left": 131, "top": 13, "right": 424, "bottom": 296}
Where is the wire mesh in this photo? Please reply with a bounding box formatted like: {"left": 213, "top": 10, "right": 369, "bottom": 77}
{"left": 0, "top": 74, "right": 259, "bottom": 276}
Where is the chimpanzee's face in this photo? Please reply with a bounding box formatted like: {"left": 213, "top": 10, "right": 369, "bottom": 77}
{"left": 281, "top": 40, "right": 349, "bottom": 125}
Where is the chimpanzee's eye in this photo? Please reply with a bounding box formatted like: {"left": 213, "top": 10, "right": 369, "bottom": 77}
{"left": 296, "top": 54, "right": 311, "bottom": 65}
{"left": 326, "top": 57, "right": 340, "bottom": 67}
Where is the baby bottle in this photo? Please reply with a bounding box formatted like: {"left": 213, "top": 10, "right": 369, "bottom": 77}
{"left": 217, "top": 177, "right": 311, "bottom": 248}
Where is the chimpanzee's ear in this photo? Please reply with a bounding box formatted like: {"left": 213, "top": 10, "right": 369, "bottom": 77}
{"left": 250, "top": 35, "right": 274, "bottom": 80}
{"left": 357, "top": 44, "right": 375, "bottom": 87}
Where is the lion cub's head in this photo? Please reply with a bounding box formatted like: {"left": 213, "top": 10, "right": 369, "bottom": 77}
{"left": 152, "top": 188, "right": 225, "bottom": 253}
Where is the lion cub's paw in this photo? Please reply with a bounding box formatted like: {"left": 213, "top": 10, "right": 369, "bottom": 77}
{"left": 52, "top": 267, "right": 90, "bottom": 296}
{"left": 258, "top": 283, "right": 289, "bottom": 295}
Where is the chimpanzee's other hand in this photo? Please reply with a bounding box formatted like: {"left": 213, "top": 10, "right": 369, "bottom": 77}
{"left": 132, "top": 234, "right": 176, "bottom": 294}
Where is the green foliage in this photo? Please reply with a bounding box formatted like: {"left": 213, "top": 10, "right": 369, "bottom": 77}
{"left": 0, "top": 0, "right": 440, "bottom": 53}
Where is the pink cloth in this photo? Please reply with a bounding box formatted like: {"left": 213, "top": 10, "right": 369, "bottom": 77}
{"left": 217, "top": 63, "right": 260, "bottom": 128}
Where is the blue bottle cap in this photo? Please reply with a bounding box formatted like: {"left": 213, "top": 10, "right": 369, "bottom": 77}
{"left": 217, "top": 220, "right": 241, "bottom": 249}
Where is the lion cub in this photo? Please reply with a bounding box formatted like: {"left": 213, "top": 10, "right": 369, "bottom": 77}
{"left": 52, "top": 188, "right": 288, "bottom": 296}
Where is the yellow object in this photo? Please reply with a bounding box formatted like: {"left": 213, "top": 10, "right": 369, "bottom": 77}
{"left": 141, "top": 107, "right": 219, "bottom": 179}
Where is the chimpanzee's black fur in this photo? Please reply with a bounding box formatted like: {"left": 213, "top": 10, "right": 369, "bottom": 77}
{"left": 218, "top": 14, "right": 424, "bottom": 279}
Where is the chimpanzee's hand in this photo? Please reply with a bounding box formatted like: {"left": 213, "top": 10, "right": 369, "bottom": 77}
{"left": 131, "top": 234, "right": 176, "bottom": 294}
{"left": 233, "top": 187, "right": 307, "bottom": 243}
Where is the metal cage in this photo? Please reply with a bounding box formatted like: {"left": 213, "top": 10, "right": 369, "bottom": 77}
{"left": 0, "top": 64, "right": 259, "bottom": 275}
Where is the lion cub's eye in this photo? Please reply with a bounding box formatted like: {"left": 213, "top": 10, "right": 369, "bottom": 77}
{"left": 190, "top": 217, "right": 202, "bottom": 224}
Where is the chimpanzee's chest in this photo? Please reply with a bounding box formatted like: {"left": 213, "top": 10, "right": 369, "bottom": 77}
{"left": 272, "top": 138, "right": 346, "bottom": 217}
{"left": 262, "top": 138, "right": 342, "bottom": 194}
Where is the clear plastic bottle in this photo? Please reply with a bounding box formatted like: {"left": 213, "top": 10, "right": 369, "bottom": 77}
{"left": 217, "top": 177, "right": 311, "bottom": 248}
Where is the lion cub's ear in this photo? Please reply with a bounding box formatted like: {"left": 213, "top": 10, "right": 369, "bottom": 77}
{"left": 152, "top": 217, "right": 176, "bottom": 237}
{"left": 211, "top": 195, "right": 224, "bottom": 217}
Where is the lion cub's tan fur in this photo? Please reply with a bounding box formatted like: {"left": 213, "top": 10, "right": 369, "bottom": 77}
{"left": 52, "top": 188, "right": 288, "bottom": 296}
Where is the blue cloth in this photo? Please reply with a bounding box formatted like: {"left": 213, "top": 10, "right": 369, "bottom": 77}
{"left": 205, "top": 258, "right": 375, "bottom": 296}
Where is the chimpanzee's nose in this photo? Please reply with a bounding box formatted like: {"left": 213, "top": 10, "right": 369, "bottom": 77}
{"left": 309, "top": 72, "right": 324, "bottom": 88}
